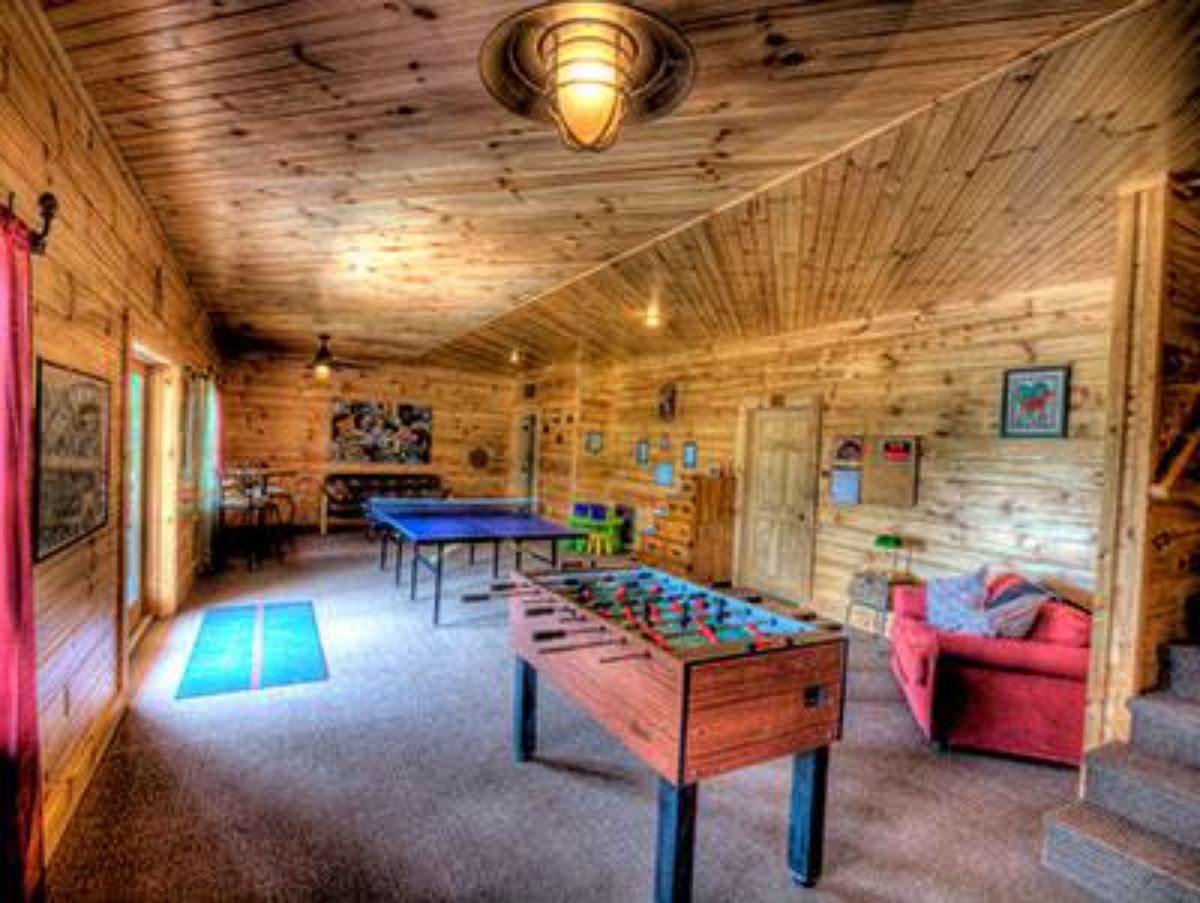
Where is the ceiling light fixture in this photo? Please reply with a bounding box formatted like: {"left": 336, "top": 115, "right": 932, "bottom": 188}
{"left": 509, "top": 348, "right": 525, "bottom": 366}
{"left": 311, "top": 334, "right": 334, "bottom": 382}
{"left": 480, "top": 2, "right": 695, "bottom": 152}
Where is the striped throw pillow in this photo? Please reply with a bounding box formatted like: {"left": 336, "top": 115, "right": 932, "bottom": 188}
{"left": 983, "top": 578, "right": 1054, "bottom": 638}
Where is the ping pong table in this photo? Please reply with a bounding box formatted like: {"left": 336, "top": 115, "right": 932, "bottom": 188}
{"left": 365, "top": 497, "right": 586, "bottom": 625}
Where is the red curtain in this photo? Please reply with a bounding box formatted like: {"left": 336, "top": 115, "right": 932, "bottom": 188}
{"left": 0, "top": 209, "right": 42, "bottom": 901}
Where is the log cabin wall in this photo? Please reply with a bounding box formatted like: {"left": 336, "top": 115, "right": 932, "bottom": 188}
{"left": 0, "top": 0, "right": 217, "bottom": 855}
{"left": 537, "top": 279, "right": 1111, "bottom": 624}
{"left": 221, "top": 359, "right": 520, "bottom": 524}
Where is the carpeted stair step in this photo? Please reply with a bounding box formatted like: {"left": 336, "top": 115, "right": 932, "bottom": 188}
{"left": 1167, "top": 644, "right": 1200, "bottom": 702}
{"left": 1043, "top": 802, "right": 1200, "bottom": 903}
{"left": 1084, "top": 743, "right": 1200, "bottom": 850}
{"left": 1130, "top": 693, "right": 1200, "bottom": 770}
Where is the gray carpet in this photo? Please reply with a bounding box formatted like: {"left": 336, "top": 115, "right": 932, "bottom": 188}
{"left": 48, "top": 535, "right": 1085, "bottom": 902}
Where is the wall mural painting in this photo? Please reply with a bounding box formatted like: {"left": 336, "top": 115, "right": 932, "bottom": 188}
{"left": 35, "top": 360, "right": 110, "bottom": 560}
{"left": 331, "top": 400, "right": 433, "bottom": 463}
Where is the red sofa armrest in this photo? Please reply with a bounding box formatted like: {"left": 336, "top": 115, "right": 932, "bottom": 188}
{"left": 937, "top": 632, "right": 1089, "bottom": 681}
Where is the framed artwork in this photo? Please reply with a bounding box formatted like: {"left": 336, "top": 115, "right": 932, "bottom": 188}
{"left": 331, "top": 400, "right": 432, "bottom": 462}
{"left": 584, "top": 431, "right": 604, "bottom": 455}
{"left": 682, "top": 440, "right": 698, "bottom": 470}
{"left": 1001, "top": 366, "right": 1071, "bottom": 438}
{"left": 830, "top": 468, "right": 862, "bottom": 506}
{"left": 862, "top": 436, "right": 920, "bottom": 508}
{"left": 833, "top": 435, "right": 865, "bottom": 467}
{"left": 658, "top": 383, "right": 677, "bottom": 421}
{"left": 654, "top": 462, "right": 675, "bottom": 487}
{"left": 635, "top": 439, "right": 651, "bottom": 466}
{"left": 35, "top": 360, "right": 110, "bottom": 561}
{"left": 659, "top": 432, "right": 671, "bottom": 451}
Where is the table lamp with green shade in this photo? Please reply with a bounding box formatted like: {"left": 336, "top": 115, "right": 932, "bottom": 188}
{"left": 873, "top": 533, "right": 911, "bottom": 577}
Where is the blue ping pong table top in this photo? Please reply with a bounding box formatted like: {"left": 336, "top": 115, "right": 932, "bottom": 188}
{"left": 365, "top": 497, "right": 583, "bottom": 544}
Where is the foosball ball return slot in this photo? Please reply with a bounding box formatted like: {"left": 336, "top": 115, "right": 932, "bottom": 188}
{"left": 502, "top": 566, "right": 848, "bottom": 903}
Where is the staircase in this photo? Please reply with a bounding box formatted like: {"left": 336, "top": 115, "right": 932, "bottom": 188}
{"left": 1043, "top": 644, "right": 1200, "bottom": 902}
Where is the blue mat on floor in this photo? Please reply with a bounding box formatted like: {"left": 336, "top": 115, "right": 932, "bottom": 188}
{"left": 177, "top": 600, "right": 328, "bottom": 699}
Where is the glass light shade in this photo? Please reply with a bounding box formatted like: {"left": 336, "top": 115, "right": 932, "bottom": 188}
{"left": 313, "top": 361, "right": 332, "bottom": 382}
{"left": 542, "top": 19, "right": 636, "bottom": 151}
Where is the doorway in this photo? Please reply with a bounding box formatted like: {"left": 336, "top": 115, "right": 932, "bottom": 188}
{"left": 124, "top": 359, "right": 154, "bottom": 642}
{"left": 737, "top": 402, "right": 821, "bottom": 602}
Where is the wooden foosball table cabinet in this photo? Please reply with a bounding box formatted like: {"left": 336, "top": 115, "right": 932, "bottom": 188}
{"left": 505, "top": 566, "right": 847, "bottom": 903}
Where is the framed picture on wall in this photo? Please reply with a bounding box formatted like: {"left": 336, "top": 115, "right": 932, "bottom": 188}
{"left": 658, "top": 383, "right": 677, "bottom": 421}
{"left": 682, "top": 440, "right": 698, "bottom": 470}
{"left": 584, "top": 431, "right": 604, "bottom": 455}
{"left": 1001, "top": 366, "right": 1071, "bottom": 438}
{"left": 34, "top": 360, "right": 111, "bottom": 561}
{"left": 635, "top": 439, "right": 651, "bottom": 466}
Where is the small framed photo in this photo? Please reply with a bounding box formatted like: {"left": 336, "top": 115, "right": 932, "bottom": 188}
{"left": 1001, "top": 366, "right": 1071, "bottom": 438}
{"left": 635, "top": 439, "right": 650, "bottom": 466}
{"left": 654, "top": 462, "right": 675, "bottom": 487}
{"left": 584, "top": 431, "right": 603, "bottom": 455}
{"left": 659, "top": 432, "right": 670, "bottom": 451}
{"left": 682, "top": 440, "right": 698, "bottom": 470}
{"left": 658, "top": 383, "right": 677, "bottom": 422}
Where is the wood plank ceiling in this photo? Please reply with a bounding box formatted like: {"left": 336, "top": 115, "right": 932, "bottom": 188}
{"left": 44, "top": 0, "right": 1133, "bottom": 362}
{"left": 423, "top": 0, "right": 1200, "bottom": 370}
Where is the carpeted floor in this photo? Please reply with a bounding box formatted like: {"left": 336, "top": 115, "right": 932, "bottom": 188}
{"left": 48, "top": 534, "right": 1085, "bottom": 902}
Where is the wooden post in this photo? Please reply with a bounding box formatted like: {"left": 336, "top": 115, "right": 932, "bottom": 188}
{"left": 513, "top": 658, "right": 538, "bottom": 763}
{"left": 788, "top": 746, "right": 830, "bottom": 888}
{"left": 654, "top": 779, "right": 698, "bottom": 903}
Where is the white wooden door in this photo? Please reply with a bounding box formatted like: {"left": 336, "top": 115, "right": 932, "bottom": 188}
{"left": 738, "top": 405, "right": 819, "bottom": 601}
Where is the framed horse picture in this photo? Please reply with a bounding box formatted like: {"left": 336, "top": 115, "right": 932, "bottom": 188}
{"left": 1001, "top": 366, "right": 1070, "bottom": 438}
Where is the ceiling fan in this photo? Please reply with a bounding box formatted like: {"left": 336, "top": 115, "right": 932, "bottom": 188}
{"left": 309, "top": 334, "right": 366, "bottom": 381}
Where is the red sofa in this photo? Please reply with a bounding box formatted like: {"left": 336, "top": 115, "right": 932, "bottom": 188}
{"left": 889, "top": 578, "right": 1092, "bottom": 766}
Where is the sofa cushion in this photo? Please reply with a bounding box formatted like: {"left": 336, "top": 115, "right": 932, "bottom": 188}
{"left": 1028, "top": 601, "right": 1091, "bottom": 648}
{"left": 938, "top": 631, "right": 1089, "bottom": 680}
{"left": 893, "top": 584, "right": 927, "bottom": 620}
{"left": 926, "top": 568, "right": 988, "bottom": 633}
{"left": 982, "top": 577, "right": 1055, "bottom": 639}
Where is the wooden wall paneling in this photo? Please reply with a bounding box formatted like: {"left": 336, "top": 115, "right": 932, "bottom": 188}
{"left": 220, "top": 359, "right": 520, "bottom": 526}
{"left": 1088, "top": 176, "right": 1200, "bottom": 744}
{"left": 0, "top": 0, "right": 218, "bottom": 856}
{"left": 424, "top": 0, "right": 1199, "bottom": 373}
{"left": 542, "top": 282, "right": 1112, "bottom": 637}
{"left": 43, "top": 0, "right": 1132, "bottom": 361}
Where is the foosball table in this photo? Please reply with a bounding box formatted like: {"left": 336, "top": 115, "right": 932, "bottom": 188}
{"left": 504, "top": 566, "right": 847, "bottom": 903}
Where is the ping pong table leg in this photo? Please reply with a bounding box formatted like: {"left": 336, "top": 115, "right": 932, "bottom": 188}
{"left": 469, "top": 542, "right": 476, "bottom": 566}
{"left": 379, "top": 530, "right": 388, "bottom": 570}
{"left": 492, "top": 539, "right": 501, "bottom": 579}
{"left": 513, "top": 657, "right": 537, "bottom": 762}
{"left": 410, "top": 542, "right": 420, "bottom": 600}
{"left": 788, "top": 746, "right": 830, "bottom": 888}
{"left": 432, "top": 542, "right": 444, "bottom": 626}
{"left": 551, "top": 538, "right": 559, "bottom": 569}
{"left": 515, "top": 540, "right": 524, "bottom": 572}
{"left": 394, "top": 536, "right": 404, "bottom": 587}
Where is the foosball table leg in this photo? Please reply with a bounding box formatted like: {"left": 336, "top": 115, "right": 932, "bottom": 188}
{"left": 654, "top": 780, "right": 697, "bottom": 903}
{"left": 788, "top": 746, "right": 830, "bottom": 888}
{"left": 513, "top": 657, "right": 538, "bottom": 763}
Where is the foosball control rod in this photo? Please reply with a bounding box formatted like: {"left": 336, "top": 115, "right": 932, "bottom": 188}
{"left": 538, "top": 638, "right": 625, "bottom": 655}
{"left": 532, "top": 626, "right": 608, "bottom": 643}
{"left": 598, "top": 650, "right": 652, "bottom": 664}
